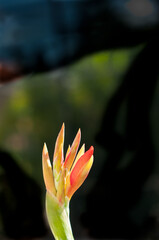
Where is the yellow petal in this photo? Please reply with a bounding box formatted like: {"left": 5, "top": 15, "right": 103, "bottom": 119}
{"left": 57, "top": 167, "right": 66, "bottom": 205}
{"left": 53, "top": 123, "right": 65, "bottom": 188}
{"left": 42, "top": 143, "right": 56, "bottom": 195}
{"left": 65, "top": 145, "right": 71, "bottom": 160}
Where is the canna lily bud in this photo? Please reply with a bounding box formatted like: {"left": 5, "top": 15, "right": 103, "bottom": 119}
{"left": 42, "top": 123, "right": 94, "bottom": 240}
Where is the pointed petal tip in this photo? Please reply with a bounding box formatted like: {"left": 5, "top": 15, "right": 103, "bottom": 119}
{"left": 43, "top": 143, "right": 48, "bottom": 155}
{"left": 77, "top": 128, "right": 81, "bottom": 141}
{"left": 75, "top": 128, "right": 81, "bottom": 139}
{"left": 62, "top": 122, "right": 65, "bottom": 130}
{"left": 42, "top": 143, "right": 51, "bottom": 167}
{"left": 58, "top": 123, "right": 65, "bottom": 137}
{"left": 82, "top": 143, "right": 85, "bottom": 151}
{"left": 89, "top": 146, "right": 94, "bottom": 153}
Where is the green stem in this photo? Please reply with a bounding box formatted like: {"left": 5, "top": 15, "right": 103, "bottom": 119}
{"left": 46, "top": 192, "right": 74, "bottom": 240}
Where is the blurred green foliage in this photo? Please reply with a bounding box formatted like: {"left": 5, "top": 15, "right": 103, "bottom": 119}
{"left": 0, "top": 47, "right": 141, "bottom": 187}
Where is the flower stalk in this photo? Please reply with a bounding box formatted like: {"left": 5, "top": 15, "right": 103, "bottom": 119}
{"left": 46, "top": 192, "right": 74, "bottom": 240}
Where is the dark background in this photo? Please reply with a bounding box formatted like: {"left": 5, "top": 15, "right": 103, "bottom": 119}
{"left": 0, "top": 0, "right": 159, "bottom": 239}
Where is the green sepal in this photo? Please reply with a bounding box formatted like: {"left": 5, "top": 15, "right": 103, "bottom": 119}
{"left": 46, "top": 191, "right": 74, "bottom": 240}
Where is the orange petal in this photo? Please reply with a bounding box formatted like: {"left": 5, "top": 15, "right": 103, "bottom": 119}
{"left": 66, "top": 146, "right": 94, "bottom": 199}
{"left": 70, "top": 146, "right": 94, "bottom": 185}
{"left": 53, "top": 123, "right": 65, "bottom": 188}
{"left": 66, "top": 155, "right": 94, "bottom": 199}
{"left": 42, "top": 143, "right": 56, "bottom": 195}
{"left": 64, "top": 129, "right": 81, "bottom": 171}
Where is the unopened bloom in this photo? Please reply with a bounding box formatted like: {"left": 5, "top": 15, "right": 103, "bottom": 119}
{"left": 42, "top": 123, "right": 94, "bottom": 240}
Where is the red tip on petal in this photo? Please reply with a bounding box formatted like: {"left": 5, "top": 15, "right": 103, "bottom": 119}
{"left": 70, "top": 146, "right": 94, "bottom": 186}
{"left": 66, "top": 150, "right": 94, "bottom": 199}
